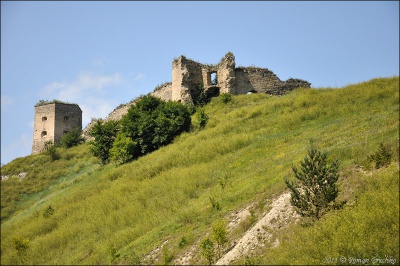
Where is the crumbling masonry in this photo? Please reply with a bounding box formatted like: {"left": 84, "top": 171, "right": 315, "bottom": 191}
{"left": 151, "top": 52, "right": 311, "bottom": 104}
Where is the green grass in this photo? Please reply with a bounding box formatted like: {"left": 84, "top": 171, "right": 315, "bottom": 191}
{"left": 1, "top": 77, "right": 398, "bottom": 265}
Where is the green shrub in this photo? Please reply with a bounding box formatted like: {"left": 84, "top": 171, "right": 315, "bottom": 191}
{"left": 212, "top": 219, "right": 228, "bottom": 259}
{"left": 42, "top": 205, "right": 54, "bottom": 218}
{"left": 200, "top": 237, "right": 215, "bottom": 265}
{"left": 162, "top": 245, "right": 174, "bottom": 264}
{"left": 13, "top": 237, "right": 29, "bottom": 254}
{"left": 110, "top": 132, "right": 136, "bottom": 165}
{"left": 368, "top": 143, "right": 393, "bottom": 169}
{"left": 61, "top": 127, "right": 84, "bottom": 148}
{"left": 44, "top": 141, "right": 60, "bottom": 161}
{"left": 195, "top": 108, "right": 208, "bottom": 129}
{"left": 178, "top": 236, "right": 187, "bottom": 248}
{"left": 220, "top": 93, "right": 232, "bottom": 104}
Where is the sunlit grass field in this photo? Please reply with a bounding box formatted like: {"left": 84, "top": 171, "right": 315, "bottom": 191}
{"left": 1, "top": 77, "right": 398, "bottom": 265}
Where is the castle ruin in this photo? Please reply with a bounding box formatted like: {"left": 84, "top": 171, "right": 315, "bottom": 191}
{"left": 151, "top": 52, "right": 311, "bottom": 104}
{"left": 32, "top": 102, "right": 82, "bottom": 154}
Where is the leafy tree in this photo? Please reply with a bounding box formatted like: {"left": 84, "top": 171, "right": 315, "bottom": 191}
{"left": 110, "top": 132, "right": 136, "bottom": 165}
{"left": 120, "top": 96, "right": 191, "bottom": 158}
{"left": 61, "top": 127, "right": 84, "bottom": 148}
{"left": 89, "top": 120, "right": 118, "bottom": 164}
{"left": 135, "top": 94, "right": 163, "bottom": 112}
{"left": 200, "top": 237, "right": 215, "bottom": 265}
{"left": 285, "top": 141, "right": 340, "bottom": 220}
{"left": 90, "top": 96, "right": 191, "bottom": 165}
{"left": 212, "top": 219, "right": 228, "bottom": 259}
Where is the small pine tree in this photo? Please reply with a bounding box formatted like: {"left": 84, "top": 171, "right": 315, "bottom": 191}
{"left": 285, "top": 141, "right": 340, "bottom": 220}
{"left": 200, "top": 237, "right": 215, "bottom": 265}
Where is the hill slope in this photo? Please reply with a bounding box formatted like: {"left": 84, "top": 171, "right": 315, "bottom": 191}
{"left": 1, "top": 77, "right": 399, "bottom": 265}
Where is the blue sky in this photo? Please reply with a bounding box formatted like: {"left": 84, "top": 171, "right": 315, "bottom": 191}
{"left": 1, "top": 1, "right": 399, "bottom": 165}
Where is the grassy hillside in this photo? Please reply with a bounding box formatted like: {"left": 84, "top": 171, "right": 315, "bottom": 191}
{"left": 1, "top": 77, "right": 398, "bottom": 265}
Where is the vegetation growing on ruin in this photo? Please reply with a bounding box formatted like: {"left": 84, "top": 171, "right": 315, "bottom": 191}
{"left": 154, "top": 82, "right": 172, "bottom": 92}
{"left": 1, "top": 77, "right": 398, "bottom": 265}
{"left": 34, "top": 99, "right": 78, "bottom": 107}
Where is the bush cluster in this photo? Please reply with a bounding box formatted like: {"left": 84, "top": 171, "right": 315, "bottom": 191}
{"left": 367, "top": 143, "right": 393, "bottom": 169}
{"left": 60, "top": 127, "right": 84, "bottom": 148}
{"left": 89, "top": 96, "right": 192, "bottom": 165}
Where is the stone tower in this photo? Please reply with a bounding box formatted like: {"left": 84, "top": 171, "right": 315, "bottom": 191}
{"left": 32, "top": 101, "right": 82, "bottom": 154}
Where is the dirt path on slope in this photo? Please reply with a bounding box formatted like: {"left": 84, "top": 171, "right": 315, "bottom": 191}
{"left": 216, "top": 192, "right": 297, "bottom": 265}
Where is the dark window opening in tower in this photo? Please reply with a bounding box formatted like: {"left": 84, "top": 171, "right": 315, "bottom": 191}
{"left": 41, "top": 131, "right": 47, "bottom": 137}
{"left": 64, "top": 116, "right": 69, "bottom": 121}
{"left": 42, "top": 116, "right": 47, "bottom": 121}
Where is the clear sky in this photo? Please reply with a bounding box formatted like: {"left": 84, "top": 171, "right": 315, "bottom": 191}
{"left": 1, "top": 1, "right": 399, "bottom": 165}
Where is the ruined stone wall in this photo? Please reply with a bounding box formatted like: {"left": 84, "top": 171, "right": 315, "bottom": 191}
{"left": 172, "top": 56, "right": 203, "bottom": 104}
{"left": 32, "top": 103, "right": 82, "bottom": 154}
{"left": 82, "top": 100, "right": 136, "bottom": 140}
{"left": 151, "top": 82, "right": 173, "bottom": 101}
{"left": 234, "top": 67, "right": 283, "bottom": 94}
{"left": 275, "top": 78, "right": 312, "bottom": 94}
{"left": 217, "top": 53, "right": 236, "bottom": 94}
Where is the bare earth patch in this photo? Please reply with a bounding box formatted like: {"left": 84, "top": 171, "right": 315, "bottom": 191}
{"left": 216, "top": 192, "right": 298, "bottom": 265}
{"left": 173, "top": 192, "right": 298, "bottom": 265}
